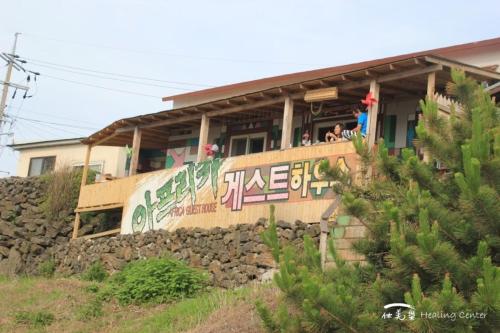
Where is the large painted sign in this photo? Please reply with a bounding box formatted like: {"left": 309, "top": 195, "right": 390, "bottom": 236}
{"left": 120, "top": 143, "right": 358, "bottom": 234}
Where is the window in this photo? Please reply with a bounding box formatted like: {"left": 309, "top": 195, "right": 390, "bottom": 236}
{"left": 72, "top": 162, "right": 103, "bottom": 174}
{"left": 28, "top": 156, "right": 56, "bottom": 176}
{"left": 229, "top": 133, "right": 267, "bottom": 156}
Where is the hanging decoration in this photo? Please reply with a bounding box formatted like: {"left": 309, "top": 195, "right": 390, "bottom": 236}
{"left": 204, "top": 144, "right": 219, "bottom": 159}
{"left": 361, "top": 92, "right": 377, "bottom": 108}
{"left": 310, "top": 101, "right": 324, "bottom": 116}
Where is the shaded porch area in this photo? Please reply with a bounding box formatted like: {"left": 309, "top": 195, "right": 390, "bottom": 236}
{"left": 73, "top": 55, "right": 500, "bottom": 239}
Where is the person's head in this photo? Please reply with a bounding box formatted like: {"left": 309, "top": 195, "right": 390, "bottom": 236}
{"left": 352, "top": 108, "right": 362, "bottom": 119}
{"left": 333, "top": 123, "right": 343, "bottom": 135}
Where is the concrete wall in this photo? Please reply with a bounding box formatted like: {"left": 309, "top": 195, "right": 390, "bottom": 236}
{"left": 15, "top": 144, "right": 127, "bottom": 178}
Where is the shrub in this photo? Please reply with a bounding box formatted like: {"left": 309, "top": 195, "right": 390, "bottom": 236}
{"left": 41, "top": 166, "right": 96, "bottom": 220}
{"left": 38, "top": 259, "right": 56, "bottom": 278}
{"left": 109, "top": 257, "right": 208, "bottom": 305}
{"left": 84, "top": 283, "right": 100, "bottom": 293}
{"left": 76, "top": 298, "right": 103, "bottom": 320}
{"left": 81, "top": 262, "right": 108, "bottom": 282}
{"left": 14, "top": 310, "right": 55, "bottom": 327}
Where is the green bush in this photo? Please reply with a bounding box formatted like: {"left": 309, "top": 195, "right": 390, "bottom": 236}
{"left": 81, "top": 262, "right": 108, "bottom": 282}
{"left": 109, "top": 257, "right": 208, "bottom": 305}
{"left": 41, "top": 166, "right": 97, "bottom": 220}
{"left": 38, "top": 259, "right": 56, "bottom": 278}
{"left": 84, "top": 283, "right": 100, "bottom": 293}
{"left": 14, "top": 310, "right": 55, "bottom": 327}
{"left": 76, "top": 298, "right": 103, "bottom": 320}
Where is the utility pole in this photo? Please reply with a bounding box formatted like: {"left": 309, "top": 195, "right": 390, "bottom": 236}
{"left": 0, "top": 32, "right": 21, "bottom": 132}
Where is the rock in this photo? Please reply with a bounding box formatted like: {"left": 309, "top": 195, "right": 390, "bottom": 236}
{"left": 0, "top": 246, "right": 9, "bottom": 257}
{"left": 100, "top": 253, "right": 125, "bottom": 271}
{"left": 0, "top": 223, "right": 19, "bottom": 238}
{"left": 121, "top": 246, "right": 133, "bottom": 261}
{"left": 277, "top": 220, "right": 292, "bottom": 229}
{"left": 260, "top": 269, "right": 278, "bottom": 282}
{"left": 31, "top": 236, "right": 52, "bottom": 247}
{"left": 0, "top": 248, "right": 23, "bottom": 276}
{"left": 256, "top": 252, "right": 276, "bottom": 268}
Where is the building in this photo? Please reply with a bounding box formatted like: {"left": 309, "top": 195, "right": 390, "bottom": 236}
{"left": 72, "top": 37, "right": 500, "bottom": 239}
{"left": 9, "top": 138, "right": 128, "bottom": 178}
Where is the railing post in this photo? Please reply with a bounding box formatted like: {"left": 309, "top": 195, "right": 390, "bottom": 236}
{"left": 130, "top": 126, "right": 142, "bottom": 175}
{"left": 281, "top": 95, "right": 294, "bottom": 149}
{"left": 197, "top": 113, "right": 210, "bottom": 162}
{"left": 80, "top": 144, "right": 92, "bottom": 187}
{"left": 367, "top": 80, "right": 380, "bottom": 149}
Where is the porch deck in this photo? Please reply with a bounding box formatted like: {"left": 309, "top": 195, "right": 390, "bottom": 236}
{"left": 75, "top": 142, "right": 359, "bottom": 237}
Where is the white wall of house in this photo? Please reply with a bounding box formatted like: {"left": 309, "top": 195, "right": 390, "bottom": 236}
{"left": 15, "top": 144, "right": 127, "bottom": 177}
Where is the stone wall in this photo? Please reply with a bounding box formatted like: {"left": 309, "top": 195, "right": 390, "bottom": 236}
{"left": 0, "top": 177, "right": 74, "bottom": 275}
{"left": 53, "top": 220, "right": 321, "bottom": 288}
{"left": 0, "top": 176, "right": 322, "bottom": 287}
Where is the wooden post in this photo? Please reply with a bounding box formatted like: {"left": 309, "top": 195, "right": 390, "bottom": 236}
{"left": 367, "top": 80, "right": 380, "bottom": 149}
{"left": 422, "top": 72, "right": 437, "bottom": 162}
{"left": 427, "top": 72, "right": 436, "bottom": 99}
{"left": 197, "top": 113, "right": 210, "bottom": 162}
{"left": 280, "top": 96, "right": 294, "bottom": 149}
{"left": 80, "top": 144, "right": 92, "bottom": 187}
{"left": 130, "top": 126, "right": 142, "bottom": 175}
{"left": 72, "top": 213, "right": 81, "bottom": 239}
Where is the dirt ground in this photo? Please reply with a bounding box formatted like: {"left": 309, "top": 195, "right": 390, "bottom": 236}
{"left": 186, "top": 286, "right": 280, "bottom": 333}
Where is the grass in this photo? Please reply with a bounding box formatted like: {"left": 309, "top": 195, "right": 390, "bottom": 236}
{"left": 0, "top": 275, "right": 274, "bottom": 333}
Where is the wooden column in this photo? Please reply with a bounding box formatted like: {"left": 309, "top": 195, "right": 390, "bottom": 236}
{"left": 422, "top": 72, "right": 437, "bottom": 162}
{"left": 197, "top": 113, "right": 210, "bottom": 162}
{"left": 427, "top": 72, "right": 436, "bottom": 99}
{"left": 80, "top": 144, "right": 92, "bottom": 187}
{"left": 73, "top": 144, "right": 92, "bottom": 239}
{"left": 280, "top": 96, "right": 294, "bottom": 149}
{"left": 72, "top": 213, "right": 81, "bottom": 239}
{"left": 367, "top": 80, "right": 380, "bottom": 149}
{"left": 130, "top": 126, "right": 142, "bottom": 175}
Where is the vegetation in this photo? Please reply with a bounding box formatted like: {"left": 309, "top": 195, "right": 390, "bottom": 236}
{"left": 105, "top": 257, "right": 209, "bottom": 305}
{"left": 14, "top": 310, "right": 55, "bottom": 328}
{"left": 81, "top": 261, "right": 108, "bottom": 282}
{"left": 41, "top": 166, "right": 96, "bottom": 220}
{"left": 37, "top": 259, "right": 56, "bottom": 278}
{"left": 257, "top": 70, "right": 499, "bottom": 332}
{"left": 0, "top": 275, "right": 272, "bottom": 333}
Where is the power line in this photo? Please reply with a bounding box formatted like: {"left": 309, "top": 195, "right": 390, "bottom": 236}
{"left": 29, "top": 62, "right": 201, "bottom": 90}
{"left": 40, "top": 74, "right": 163, "bottom": 99}
{"left": 7, "top": 105, "right": 102, "bottom": 127}
{"left": 23, "top": 57, "right": 214, "bottom": 88}
{"left": 5, "top": 114, "right": 98, "bottom": 130}
{"left": 16, "top": 117, "right": 88, "bottom": 137}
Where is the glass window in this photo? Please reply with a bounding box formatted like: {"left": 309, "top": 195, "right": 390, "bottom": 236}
{"left": 249, "top": 137, "right": 264, "bottom": 154}
{"left": 231, "top": 138, "right": 247, "bottom": 156}
{"left": 28, "top": 156, "right": 55, "bottom": 176}
{"left": 229, "top": 133, "right": 267, "bottom": 156}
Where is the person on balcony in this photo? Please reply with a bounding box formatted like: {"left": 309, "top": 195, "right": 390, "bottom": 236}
{"left": 325, "top": 123, "right": 345, "bottom": 143}
{"left": 302, "top": 129, "right": 311, "bottom": 146}
{"left": 342, "top": 108, "right": 367, "bottom": 140}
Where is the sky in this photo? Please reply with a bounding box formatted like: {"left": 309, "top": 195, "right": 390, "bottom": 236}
{"left": 0, "top": 0, "right": 499, "bottom": 176}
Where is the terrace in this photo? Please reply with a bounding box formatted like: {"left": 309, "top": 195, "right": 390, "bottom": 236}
{"left": 72, "top": 55, "right": 500, "bottom": 239}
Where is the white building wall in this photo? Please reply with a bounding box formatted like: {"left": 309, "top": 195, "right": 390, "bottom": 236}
{"left": 15, "top": 144, "right": 127, "bottom": 177}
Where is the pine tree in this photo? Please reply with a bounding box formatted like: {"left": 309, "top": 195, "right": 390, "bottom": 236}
{"left": 257, "top": 70, "right": 499, "bottom": 332}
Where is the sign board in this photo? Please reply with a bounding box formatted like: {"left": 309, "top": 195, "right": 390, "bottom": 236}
{"left": 118, "top": 143, "right": 359, "bottom": 234}
{"left": 304, "top": 87, "right": 338, "bottom": 102}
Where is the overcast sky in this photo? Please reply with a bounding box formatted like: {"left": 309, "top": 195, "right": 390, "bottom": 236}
{"left": 1, "top": 0, "right": 499, "bottom": 176}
